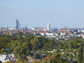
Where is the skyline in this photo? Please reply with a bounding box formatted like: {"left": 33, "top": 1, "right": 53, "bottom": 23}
{"left": 0, "top": 0, "right": 84, "bottom": 28}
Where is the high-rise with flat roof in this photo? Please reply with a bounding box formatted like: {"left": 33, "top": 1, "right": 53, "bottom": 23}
{"left": 47, "top": 23, "right": 50, "bottom": 30}
{"left": 16, "top": 19, "right": 19, "bottom": 29}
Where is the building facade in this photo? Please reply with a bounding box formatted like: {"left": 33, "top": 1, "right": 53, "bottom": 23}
{"left": 47, "top": 23, "right": 50, "bottom": 30}
{"left": 16, "top": 19, "right": 19, "bottom": 29}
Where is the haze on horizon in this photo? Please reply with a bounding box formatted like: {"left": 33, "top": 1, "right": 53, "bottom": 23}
{"left": 0, "top": 0, "right": 84, "bottom": 28}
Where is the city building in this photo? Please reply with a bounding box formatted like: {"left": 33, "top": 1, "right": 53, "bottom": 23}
{"left": 47, "top": 23, "right": 50, "bottom": 30}
{"left": 16, "top": 19, "right": 20, "bottom": 29}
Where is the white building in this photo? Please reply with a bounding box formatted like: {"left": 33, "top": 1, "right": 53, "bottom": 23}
{"left": 0, "top": 54, "right": 8, "bottom": 63}
{"left": 40, "top": 33, "right": 45, "bottom": 36}
{"left": 0, "top": 54, "right": 16, "bottom": 63}
{"left": 47, "top": 23, "right": 50, "bottom": 30}
{"left": 8, "top": 27, "right": 15, "bottom": 30}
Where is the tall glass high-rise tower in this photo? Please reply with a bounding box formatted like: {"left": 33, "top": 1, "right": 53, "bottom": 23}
{"left": 16, "top": 19, "right": 19, "bottom": 29}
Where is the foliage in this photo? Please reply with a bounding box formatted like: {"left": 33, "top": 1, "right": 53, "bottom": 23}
{"left": 42, "top": 53, "right": 64, "bottom": 63}
{"left": 0, "top": 61, "right": 2, "bottom": 63}
{"left": 65, "top": 61, "right": 71, "bottom": 63}
{"left": 5, "top": 61, "right": 14, "bottom": 63}
{"left": 15, "top": 60, "right": 28, "bottom": 63}
{"left": 0, "top": 33, "right": 84, "bottom": 62}
{"left": 33, "top": 60, "right": 41, "bottom": 63}
{"left": 0, "top": 48, "right": 5, "bottom": 54}
{"left": 77, "top": 44, "right": 83, "bottom": 63}
{"left": 9, "top": 40, "right": 32, "bottom": 60}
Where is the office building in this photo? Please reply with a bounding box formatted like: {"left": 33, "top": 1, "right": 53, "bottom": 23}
{"left": 47, "top": 23, "right": 50, "bottom": 30}
{"left": 16, "top": 19, "right": 19, "bottom": 29}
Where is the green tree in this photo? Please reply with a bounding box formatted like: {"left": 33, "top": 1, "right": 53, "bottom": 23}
{"left": 47, "top": 58, "right": 51, "bottom": 63}
{"left": 5, "top": 61, "right": 14, "bottom": 63}
{"left": 0, "top": 61, "right": 2, "bottom": 63}
{"left": 52, "top": 53, "right": 60, "bottom": 59}
{"left": 42, "top": 58, "right": 47, "bottom": 63}
{"left": 65, "top": 61, "right": 71, "bottom": 63}
{"left": 33, "top": 60, "right": 41, "bottom": 63}
{"left": 77, "top": 44, "right": 83, "bottom": 63}
{"left": 9, "top": 40, "right": 31, "bottom": 60}
{"left": 0, "top": 48, "right": 5, "bottom": 54}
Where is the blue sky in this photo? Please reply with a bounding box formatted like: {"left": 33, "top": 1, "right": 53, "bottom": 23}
{"left": 0, "top": 0, "right": 84, "bottom": 28}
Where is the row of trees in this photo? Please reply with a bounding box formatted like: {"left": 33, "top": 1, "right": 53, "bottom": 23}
{"left": 77, "top": 43, "right": 83, "bottom": 63}
{"left": 0, "top": 32, "right": 84, "bottom": 63}
{"left": 33, "top": 53, "right": 71, "bottom": 63}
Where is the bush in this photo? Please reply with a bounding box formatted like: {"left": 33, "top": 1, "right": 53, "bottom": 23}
{"left": 0, "top": 61, "right": 2, "bottom": 63}
{"left": 5, "top": 61, "right": 14, "bottom": 63}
